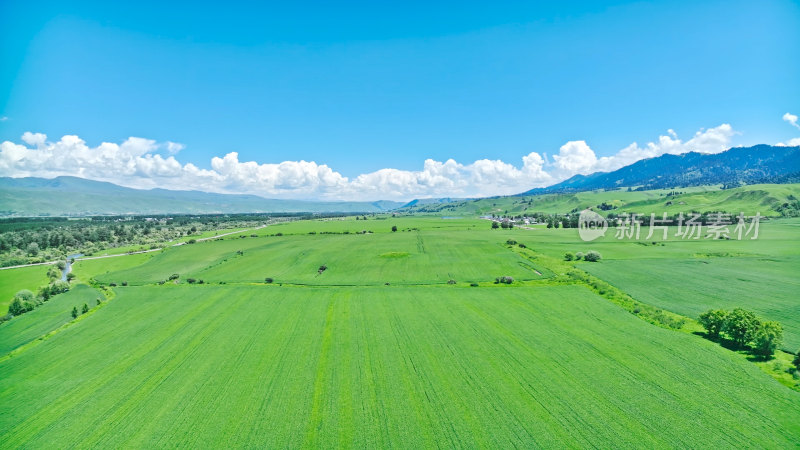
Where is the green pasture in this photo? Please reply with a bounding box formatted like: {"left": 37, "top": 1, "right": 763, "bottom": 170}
{"left": 94, "top": 229, "right": 550, "bottom": 286}
{"left": 0, "top": 284, "right": 101, "bottom": 355}
{"left": 0, "top": 264, "right": 52, "bottom": 311}
{"left": 1, "top": 285, "right": 798, "bottom": 448}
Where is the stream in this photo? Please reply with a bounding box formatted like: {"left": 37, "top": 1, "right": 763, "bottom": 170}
{"left": 61, "top": 254, "right": 84, "bottom": 281}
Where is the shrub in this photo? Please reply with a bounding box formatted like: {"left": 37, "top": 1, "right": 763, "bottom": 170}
{"left": 470, "top": 282, "right": 479, "bottom": 287}
{"left": 121, "top": 281, "right": 128, "bottom": 286}
{"left": 66, "top": 272, "right": 76, "bottom": 281}
{"left": 8, "top": 298, "right": 26, "bottom": 316}
{"left": 447, "top": 279, "right": 457, "bottom": 285}
{"left": 71, "top": 306, "right": 78, "bottom": 319}
{"left": 109, "top": 283, "right": 117, "bottom": 287}
{"left": 506, "top": 239, "right": 517, "bottom": 245}
{"left": 491, "top": 222, "right": 499, "bottom": 229}
{"left": 82, "top": 303, "right": 89, "bottom": 314}
{"left": 187, "top": 278, "right": 197, "bottom": 284}
{"left": 575, "top": 252, "right": 584, "bottom": 260}
{"left": 391, "top": 226, "right": 398, "bottom": 232}
{"left": 698, "top": 309, "right": 728, "bottom": 338}
{"left": 793, "top": 351, "right": 800, "bottom": 372}
{"left": 265, "top": 277, "right": 274, "bottom": 284}
{"left": 168, "top": 274, "right": 180, "bottom": 280}
{"left": 96, "top": 298, "right": 102, "bottom": 306}
{"left": 584, "top": 251, "right": 602, "bottom": 262}
{"left": 275, "top": 232, "right": 283, "bottom": 236}
{"left": 564, "top": 252, "right": 574, "bottom": 261}
{"left": 518, "top": 243, "right": 526, "bottom": 248}
{"left": 495, "top": 276, "right": 514, "bottom": 284}
{"left": 752, "top": 321, "right": 783, "bottom": 357}
{"left": 723, "top": 308, "right": 760, "bottom": 348}
{"left": 318, "top": 265, "right": 327, "bottom": 273}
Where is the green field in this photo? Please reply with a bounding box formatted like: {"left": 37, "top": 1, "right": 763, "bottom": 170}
{"left": 1, "top": 211, "right": 798, "bottom": 447}
{"left": 0, "top": 284, "right": 101, "bottom": 355}
{"left": 93, "top": 229, "right": 551, "bottom": 286}
{"left": 1, "top": 284, "right": 799, "bottom": 447}
{"left": 0, "top": 264, "right": 51, "bottom": 311}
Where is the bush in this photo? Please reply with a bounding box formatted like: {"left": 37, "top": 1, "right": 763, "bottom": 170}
{"left": 71, "top": 306, "right": 78, "bottom": 319}
{"left": 121, "top": 281, "right": 128, "bottom": 286}
{"left": 752, "top": 321, "right": 783, "bottom": 357}
{"left": 723, "top": 308, "right": 760, "bottom": 348}
{"left": 187, "top": 239, "right": 197, "bottom": 244}
{"left": 318, "top": 265, "right": 327, "bottom": 273}
{"left": 584, "top": 251, "right": 602, "bottom": 262}
{"left": 187, "top": 278, "right": 197, "bottom": 284}
{"left": 518, "top": 243, "right": 526, "bottom": 248}
{"left": 564, "top": 252, "right": 574, "bottom": 261}
{"left": 82, "top": 303, "right": 89, "bottom": 314}
{"left": 575, "top": 252, "right": 584, "bottom": 260}
{"left": 793, "top": 351, "right": 800, "bottom": 372}
{"left": 491, "top": 222, "right": 499, "bottom": 229}
{"left": 506, "top": 239, "right": 517, "bottom": 245}
{"left": 8, "top": 298, "right": 26, "bottom": 316}
{"left": 470, "top": 282, "right": 479, "bottom": 287}
{"left": 495, "top": 276, "right": 514, "bottom": 284}
{"left": 391, "top": 226, "right": 398, "bottom": 232}
{"left": 447, "top": 279, "right": 456, "bottom": 285}
{"left": 265, "top": 277, "right": 274, "bottom": 284}
{"left": 698, "top": 309, "right": 728, "bottom": 338}
{"left": 168, "top": 274, "right": 180, "bottom": 280}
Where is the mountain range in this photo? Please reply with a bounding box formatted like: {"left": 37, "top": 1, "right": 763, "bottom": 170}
{"left": 1, "top": 145, "right": 799, "bottom": 216}
{"left": 522, "top": 144, "right": 800, "bottom": 195}
{"left": 0, "top": 177, "right": 403, "bottom": 216}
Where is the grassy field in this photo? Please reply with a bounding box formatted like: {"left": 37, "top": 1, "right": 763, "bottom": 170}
{"left": 1, "top": 284, "right": 799, "bottom": 447}
{"left": 0, "top": 284, "right": 101, "bottom": 355}
{"left": 1, "top": 211, "right": 798, "bottom": 447}
{"left": 92, "top": 228, "right": 551, "bottom": 286}
{"left": 0, "top": 264, "right": 51, "bottom": 311}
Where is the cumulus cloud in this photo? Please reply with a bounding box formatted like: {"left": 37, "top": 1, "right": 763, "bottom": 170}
{"left": 784, "top": 112, "right": 800, "bottom": 130}
{"left": 0, "top": 124, "right": 739, "bottom": 201}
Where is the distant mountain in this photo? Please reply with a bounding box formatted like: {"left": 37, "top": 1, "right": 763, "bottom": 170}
{"left": 0, "top": 176, "right": 404, "bottom": 217}
{"left": 401, "top": 197, "right": 471, "bottom": 208}
{"left": 522, "top": 145, "right": 800, "bottom": 195}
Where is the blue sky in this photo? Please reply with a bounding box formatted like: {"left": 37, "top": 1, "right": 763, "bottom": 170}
{"left": 1, "top": 0, "right": 799, "bottom": 200}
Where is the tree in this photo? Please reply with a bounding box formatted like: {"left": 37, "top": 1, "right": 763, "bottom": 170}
{"left": 71, "top": 306, "right": 78, "bottom": 319}
{"left": 752, "top": 321, "right": 783, "bottom": 357}
{"left": 8, "top": 298, "right": 25, "bottom": 316}
{"left": 391, "top": 226, "right": 398, "bottom": 232}
{"left": 584, "top": 250, "right": 602, "bottom": 262}
{"left": 265, "top": 277, "right": 274, "bottom": 284}
{"left": 66, "top": 272, "right": 76, "bottom": 281}
{"left": 564, "top": 252, "right": 574, "bottom": 261}
{"left": 698, "top": 309, "right": 728, "bottom": 338}
{"left": 491, "top": 221, "right": 499, "bottom": 229}
{"left": 723, "top": 308, "right": 760, "bottom": 348}
{"left": 13, "top": 289, "right": 34, "bottom": 303}
{"left": 575, "top": 252, "right": 584, "bottom": 260}
{"left": 82, "top": 303, "right": 89, "bottom": 314}
{"left": 793, "top": 351, "right": 800, "bottom": 372}
{"left": 26, "top": 242, "right": 39, "bottom": 256}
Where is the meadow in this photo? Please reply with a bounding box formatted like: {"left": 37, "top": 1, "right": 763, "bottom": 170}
{"left": 0, "top": 211, "right": 798, "bottom": 447}
{"left": 1, "top": 285, "right": 799, "bottom": 447}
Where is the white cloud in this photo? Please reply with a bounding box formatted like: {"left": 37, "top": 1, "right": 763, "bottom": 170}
{"left": 166, "top": 141, "right": 185, "bottom": 154}
{"left": 0, "top": 124, "right": 739, "bottom": 201}
{"left": 0, "top": 117, "right": 8, "bottom": 122}
{"left": 783, "top": 112, "right": 800, "bottom": 130}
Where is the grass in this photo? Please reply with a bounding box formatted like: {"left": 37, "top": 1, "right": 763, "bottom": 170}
{"left": 0, "top": 284, "right": 102, "bottom": 355}
{"left": 1, "top": 284, "right": 798, "bottom": 447}
{"left": 0, "top": 264, "right": 51, "bottom": 311}
{"left": 94, "top": 229, "right": 552, "bottom": 286}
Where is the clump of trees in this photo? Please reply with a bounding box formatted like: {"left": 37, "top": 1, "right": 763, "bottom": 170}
{"left": 4, "top": 279, "right": 72, "bottom": 322}
{"left": 494, "top": 276, "right": 514, "bottom": 284}
{"left": 565, "top": 251, "right": 602, "bottom": 262}
{"left": 698, "top": 308, "right": 784, "bottom": 358}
